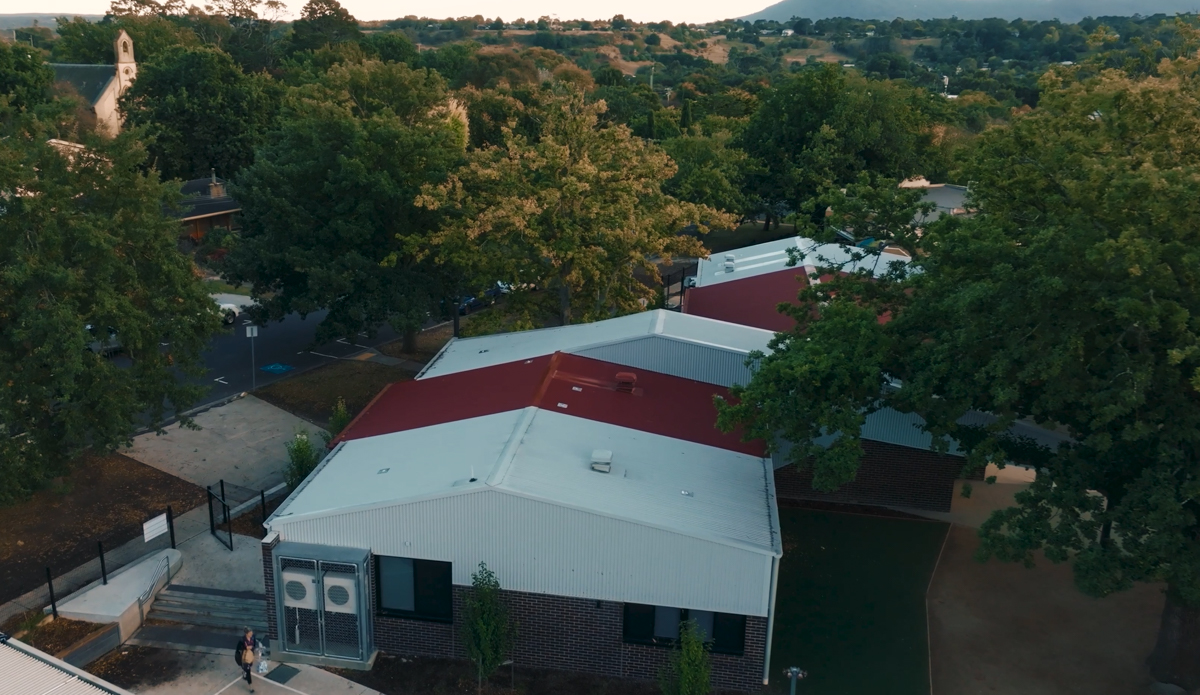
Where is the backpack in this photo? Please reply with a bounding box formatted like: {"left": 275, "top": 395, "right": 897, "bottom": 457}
{"left": 233, "top": 640, "right": 245, "bottom": 665}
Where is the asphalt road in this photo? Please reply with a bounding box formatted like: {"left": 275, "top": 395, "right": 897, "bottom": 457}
{"left": 198, "top": 308, "right": 402, "bottom": 403}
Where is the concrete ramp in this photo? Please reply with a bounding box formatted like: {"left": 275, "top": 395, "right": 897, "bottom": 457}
{"left": 56, "top": 549, "right": 181, "bottom": 640}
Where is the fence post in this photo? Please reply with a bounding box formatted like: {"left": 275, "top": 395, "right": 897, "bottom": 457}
{"left": 260, "top": 489, "right": 268, "bottom": 526}
{"left": 98, "top": 542, "right": 107, "bottom": 585}
{"left": 45, "top": 567, "right": 57, "bottom": 619}
{"left": 225, "top": 500, "right": 233, "bottom": 551}
{"left": 167, "top": 505, "right": 176, "bottom": 549}
{"left": 207, "top": 486, "right": 215, "bottom": 536}
{"left": 220, "top": 479, "right": 226, "bottom": 503}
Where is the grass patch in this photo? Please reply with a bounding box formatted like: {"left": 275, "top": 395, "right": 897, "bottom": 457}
{"left": 254, "top": 359, "right": 412, "bottom": 427}
{"left": 701, "top": 222, "right": 797, "bottom": 254}
{"left": 768, "top": 507, "right": 948, "bottom": 694}
{"left": 203, "top": 278, "right": 248, "bottom": 295}
{"left": 16, "top": 617, "right": 107, "bottom": 655}
{"left": 0, "top": 452, "right": 206, "bottom": 605}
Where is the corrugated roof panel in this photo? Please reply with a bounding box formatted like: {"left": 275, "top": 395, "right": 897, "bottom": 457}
{"left": 574, "top": 335, "right": 759, "bottom": 387}
{"left": 692, "top": 236, "right": 912, "bottom": 289}
{"left": 0, "top": 639, "right": 130, "bottom": 695}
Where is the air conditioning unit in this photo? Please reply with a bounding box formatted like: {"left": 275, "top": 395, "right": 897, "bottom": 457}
{"left": 322, "top": 574, "right": 358, "bottom": 614}
{"left": 281, "top": 568, "right": 317, "bottom": 610}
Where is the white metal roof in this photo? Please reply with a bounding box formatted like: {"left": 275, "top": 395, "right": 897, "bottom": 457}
{"left": 692, "top": 236, "right": 912, "bottom": 288}
{"left": 271, "top": 408, "right": 780, "bottom": 557}
{"left": 0, "top": 638, "right": 133, "bottom": 695}
{"left": 417, "top": 309, "right": 774, "bottom": 381}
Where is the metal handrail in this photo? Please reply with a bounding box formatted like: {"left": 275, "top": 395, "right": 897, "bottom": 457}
{"left": 136, "top": 555, "right": 172, "bottom": 622}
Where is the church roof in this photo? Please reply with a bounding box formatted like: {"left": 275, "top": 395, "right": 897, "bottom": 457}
{"left": 50, "top": 64, "right": 115, "bottom": 106}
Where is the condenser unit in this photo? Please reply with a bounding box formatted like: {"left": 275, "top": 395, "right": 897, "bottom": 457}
{"left": 322, "top": 573, "right": 358, "bottom": 614}
{"left": 281, "top": 568, "right": 318, "bottom": 610}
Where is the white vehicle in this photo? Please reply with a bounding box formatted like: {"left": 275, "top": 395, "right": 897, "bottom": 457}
{"left": 219, "top": 303, "right": 241, "bottom": 325}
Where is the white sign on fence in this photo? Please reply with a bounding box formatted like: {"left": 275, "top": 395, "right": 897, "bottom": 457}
{"left": 143, "top": 513, "right": 169, "bottom": 542}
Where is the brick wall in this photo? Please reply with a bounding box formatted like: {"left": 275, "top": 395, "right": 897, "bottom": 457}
{"left": 773, "top": 439, "right": 982, "bottom": 512}
{"left": 366, "top": 555, "right": 764, "bottom": 692}
{"left": 261, "top": 534, "right": 280, "bottom": 642}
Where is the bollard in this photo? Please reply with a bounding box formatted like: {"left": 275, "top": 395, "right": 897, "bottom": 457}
{"left": 98, "top": 542, "right": 107, "bottom": 585}
{"left": 167, "top": 505, "right": 176, "bottom": 549}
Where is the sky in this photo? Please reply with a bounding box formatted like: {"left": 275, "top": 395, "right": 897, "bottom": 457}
{"left": 3, "top": 0, "right": 769, "bottom": 23}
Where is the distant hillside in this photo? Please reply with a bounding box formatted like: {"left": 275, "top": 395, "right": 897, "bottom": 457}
{"left": 0, "top": 14, "right": 102, "bottom": 31}
{"left": 742, "top": 0, "right": 1200, "bottom": 22}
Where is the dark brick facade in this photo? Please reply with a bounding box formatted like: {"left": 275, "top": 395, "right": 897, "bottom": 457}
{"left": 262, "top": 534, "right": 280, "bottom": 642}
{"left": 773, "top": 439, "right": 982, "bottom": 512}
{"left": 365, "top": 556, "right": 764, "bottom": 691}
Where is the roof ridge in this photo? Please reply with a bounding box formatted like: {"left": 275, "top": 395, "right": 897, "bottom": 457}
{"left": 485, "top": 407, "right": 538, "bottom": 487}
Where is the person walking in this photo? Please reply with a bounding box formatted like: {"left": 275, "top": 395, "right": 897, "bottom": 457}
{"left": 234, "top": 627, "right": 259, "bottom": 692}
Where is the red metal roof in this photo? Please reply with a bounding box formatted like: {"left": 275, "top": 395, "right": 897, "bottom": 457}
{"left": 335, "top": 352, "right": 764, "bottom": 456}
{"left": 682, "top": 268, "right": 807, "bottom": 332}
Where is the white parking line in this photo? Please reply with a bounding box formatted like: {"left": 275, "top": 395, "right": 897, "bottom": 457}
{"left": 212, "top": 676, "right": 243, "bottom": 695}
{"left": 212, "top": 671, "right": 315, "bottom": 695}
{"left": 214, "top": 377, "right": 228, "bottom": 384}
{"left": 308, "top": 351, "right": 340, "bottom": 359}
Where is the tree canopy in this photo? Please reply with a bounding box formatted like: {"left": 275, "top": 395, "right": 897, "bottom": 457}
{"left": 220, "top": 60, "right": 467, "bottom": 345}
{"left": 0, "top": 131, "right": 221, "bottom": 504}
{"left": 119, "top": 45, "right": 279, "bottom": 180}
{"left": 718, "top": 57, "right": 1200, "bottom": 688}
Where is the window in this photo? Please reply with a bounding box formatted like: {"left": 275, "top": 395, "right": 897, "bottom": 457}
{"left": 623, "top": 604, "right": 746, "bottom": 655}
{"left": 375, "top": 556, "right": 452, "bottom": 622}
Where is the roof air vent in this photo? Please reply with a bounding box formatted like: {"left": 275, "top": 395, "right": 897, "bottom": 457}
{"left": 590, "top": 449, "right": 613, "bottom": 473}
{"left": 724, "top": 254, "right": 736, "bottom": 262}
{"left": 723, "top": 260, "right": 735, "bottom": 272}
{"left": 615, "top": 372, "right": 637, "bottom": 393}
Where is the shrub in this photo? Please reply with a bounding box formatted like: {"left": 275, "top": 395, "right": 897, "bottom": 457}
{"left": 461, "top": 562, "right": 516, "bottom": 693}
{"left": 659, "top": 619, "right": 711, "bottom": 695}
{"left": 284, "top": 428, "right": 321, "bottom": 488}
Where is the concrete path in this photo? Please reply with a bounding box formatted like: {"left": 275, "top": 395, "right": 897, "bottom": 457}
{"left": 131, "top": 653, "right": 382, "bottom": 695}
{"left": 169, "top": 532, "right": 265, "bottom": 594}
{"left": 126, "top": 396, "right": 324, "bottom": 493}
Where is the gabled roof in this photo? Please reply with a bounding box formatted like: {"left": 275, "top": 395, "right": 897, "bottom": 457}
{"left": 174, "top": 176, "right": 240, "bottom": 221}
{"left": 50, "top": 64, "right": 115, "bottom": 105}
{"left": 417, "top": 309, "right": 774, "bottom": 381}
{"left": 683, "top": 236, "right": 911, "bottom": 331}
{"left": 274, "top": 408, "right": 780, "bottom": 556}
{"left": 338, "top": 352, "right": 764, "bottom": 456}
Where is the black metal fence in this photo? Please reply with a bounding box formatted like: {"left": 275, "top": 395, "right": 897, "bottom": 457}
{"left": 207, "top": 485, "right": 234, "bottom": 551}
{"left": 660, "top": 263, "right": 699, "bottom": 311}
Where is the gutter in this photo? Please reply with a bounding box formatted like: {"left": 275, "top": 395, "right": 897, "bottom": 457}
{"left": 762, "top": 554, "right": 781, "bottom": 686}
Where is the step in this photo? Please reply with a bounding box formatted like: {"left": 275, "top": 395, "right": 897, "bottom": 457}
{"left": 148, "top": 603, "right": 267, "bottom": 623}
{"left": 147, "top": 610, "right": 269, "bottom": 632}
{"left": 152, "top": 594, "right": 267, "bottom": 613}
{"left": 164, "top": 584, "right": 266, "bottom": 601}
{"left": 130, "top": 624, "right": 272, "bottom": 655}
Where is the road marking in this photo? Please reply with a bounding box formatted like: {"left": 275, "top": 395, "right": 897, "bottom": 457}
{"left": 160, "top": 342, "right": 170, "bottom": 347}
{"left": 212, "top": 676, "right": 243, "bottom": 695}
{"left": 309, "top": 351, "right": 339, "bottom": 359}
{"left": 214, "top": 377, "right": 228, "bottom": 384}
{"left": 242, "top": 319, "right": 252, "bottom": 325}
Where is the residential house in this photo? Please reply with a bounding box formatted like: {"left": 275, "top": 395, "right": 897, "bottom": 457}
{"left": 263, "top": 352, "right": 780, "bottom": 691}
{"left": 49, "top": 29, "right": 137, "bottom": 135}
{"left": 174, "top": 173, "right": 241, "bottom": 245}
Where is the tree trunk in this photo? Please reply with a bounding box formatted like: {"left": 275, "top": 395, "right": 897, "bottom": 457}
{"left": 1148, "top": 589, "right": 1200, "bottom": 689}
{"left": 452, "top": 308, "right": 460, "bottom": 338}
{"left": 558, "top": 283, "right": 571, "bottom": 326}
{"left": 402, "top": 326, "right": 418, "bottom": 355}
{"left": 762, "top": 213, "right": 771, "bottom": 232}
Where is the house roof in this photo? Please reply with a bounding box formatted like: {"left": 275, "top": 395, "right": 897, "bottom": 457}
{"left": 1, "top": 637, "right": 133, "bottom": 695}
{"left": 338, "top": 352, "right": 764, "bottom": 456}
{"left": 50, "top": 64, "right": 115, "bottom": 105}
{"left": 683, "top": 236, "right": 911, "bottom": 332}
{"left": 174, "top": 176, "right": 241, "bottom": 221}
{"left": 273, "top": 408, "right": 780, "bottom": 556}
{"left": 417, "top": 309, "right": 774, "bottom": 381}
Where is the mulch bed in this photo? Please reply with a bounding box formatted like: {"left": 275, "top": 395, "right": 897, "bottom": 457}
{"left": 218, "top": 495, "right": 285, "bottom": 540}
{"left": 254, "top": 360, "right": 412, "bottom": 428}
{"left": 377, "top": 322, "right": 458, "bottom": 363}
{"left": 0, "top": 451, "right": 206, "bottom": 605}
{"left": 15, "top": 617, "right": 106, "bottom": 655}
{"left": 329, "top": 655, "right": 665, "bottom": 695}
{"left": 86, "top": 645, "right": 189, "bottom": 690}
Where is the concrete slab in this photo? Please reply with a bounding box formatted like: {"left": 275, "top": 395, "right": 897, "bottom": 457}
{"left": 129, "top": 652, "right": 382, "bottom": 695}
{"left": 169, "top": 532, "right": 265, "bottom": 594}
{"left": 58, "top": 549, "right": 180, "bottom": 624}
{"left": 899, "top": 464, "right": 1037, "bottom": 528}
{"left": 125, "top": 396, "right": 325, "bottom": 493}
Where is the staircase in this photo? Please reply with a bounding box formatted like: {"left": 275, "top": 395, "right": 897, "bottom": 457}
{"left": 132, "top": 584, "right": 270, "bottom": 653}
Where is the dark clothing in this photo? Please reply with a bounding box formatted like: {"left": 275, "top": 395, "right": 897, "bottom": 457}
{"left": 235, "top": 635, "right": 258, "bottom": 690}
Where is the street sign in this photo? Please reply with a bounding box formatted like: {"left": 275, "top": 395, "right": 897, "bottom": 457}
{"left": 260, "top": 363, "right": 294, "bottom": 374}
{"left": 143, "top": 513, "right": 168, "bottom": 542}
{"left": 246, "top": 325, "right": 259, "bottom": 338}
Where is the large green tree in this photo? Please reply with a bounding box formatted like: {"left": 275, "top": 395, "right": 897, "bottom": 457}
{"left": 661, "top": 130, "right": 759, "bottom": 220}
{"left": 418, "top": 84, "right": 730, "bottom": 328}
{"left": 53, "top": 14, "right": 199, "bottom": 65}
{"left": 0, "top": 41, "right": 54, "bottom": 113}
{"left": 119, "top": 45, "right": 279, "bottom": 180}
{"left": 286, "top": 0, "right": 361, "bottom": 54}
{"left": 0, "top": 131, "right": 221, "bottom": 505}
{"left": 741, "top": 63, "right": 943, "bottom": 222}
{"left": 718, "top": 60, "right": 1200, "bottom": 688}
{"left": 220, "top": 60, "right": 466, "bottom": 348}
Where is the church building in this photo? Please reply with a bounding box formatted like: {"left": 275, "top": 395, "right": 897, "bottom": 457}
{"left": 49, "top": 29, "right": 137, "bottom": 134}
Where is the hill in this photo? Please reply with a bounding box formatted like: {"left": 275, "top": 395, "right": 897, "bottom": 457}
{"left": 741, "top": 0, "right": 1200, "bottom": 22}
{"left": 0, "top": 14, "right": 102, "bottom": 31}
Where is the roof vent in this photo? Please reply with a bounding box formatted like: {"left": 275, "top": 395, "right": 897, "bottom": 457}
{"left": 615, "top": 372, "right": 637, "bottom": 393}
{"left": 723, "top": 260, "right": 735, "bottom": 272}
{"left": 724, "top": 254, "right": 736, "bottom": 262}
{"left": 590, "top": 449, "right": 613, "bottom": 473}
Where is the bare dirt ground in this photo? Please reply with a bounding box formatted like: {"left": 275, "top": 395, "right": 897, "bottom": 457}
{"left": 0, "top": 452, "right": 206, "bottom": 604}
{"left": 255, "top": 360, "right": 413, "bottom": 428}
{"left": 696, "top": 39, "right": 730, "bottom": 64}
{"left": 595, "top": 45, "right": 652, "bottom": 75}
{"left": 87, "top": 645, "right": 194, "bottom": 691}
{"left": 928, "top": 524, "right": 1163, "bottom": 695}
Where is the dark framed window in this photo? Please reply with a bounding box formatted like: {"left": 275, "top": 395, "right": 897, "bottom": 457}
{"left": 622, "top": 603, "right": 746, "bottom": 656}
{"left": 375, "top": 556, "right": 452, "bottom": 622}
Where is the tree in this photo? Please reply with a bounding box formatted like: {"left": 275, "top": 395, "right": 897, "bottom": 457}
{"left": 53, "top": 15, "right": 199, "bottom": 65}
{"left": 361, "top": 31, "right": 418, "bottom": 65}
{"left": 287, "top": 0, "right": 361, "bottom": 53}
{"left": 0, "top": 41, "right": 54, "bottom": 113}
{"left": 284, "top": 428, "right": 320, "bottom": 487}
{"left": 460, "top": 562, "right": 515, "bottom": 694}
{"left": 220, "top": 60, "right": 467, "bottom": 349}
{"left": 119, "top": 45, "right": 279, "bottom": 180}
{"left": 741, "top": 64, "right": 942, "bottom": 221}
{"left": 418, "top": 84, "right": 730, "bottom": 327}
{"left": 0, "top": 132, "right": 221, "bottom": 505}
{"left": 661, "top": 131, "right": 759, "bottom": 219}
{"left": 658, "top": 620, "right": 711, "bottom": 695}
{"left": 718, "top": 61, "right": 1200, "bottom": 689}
